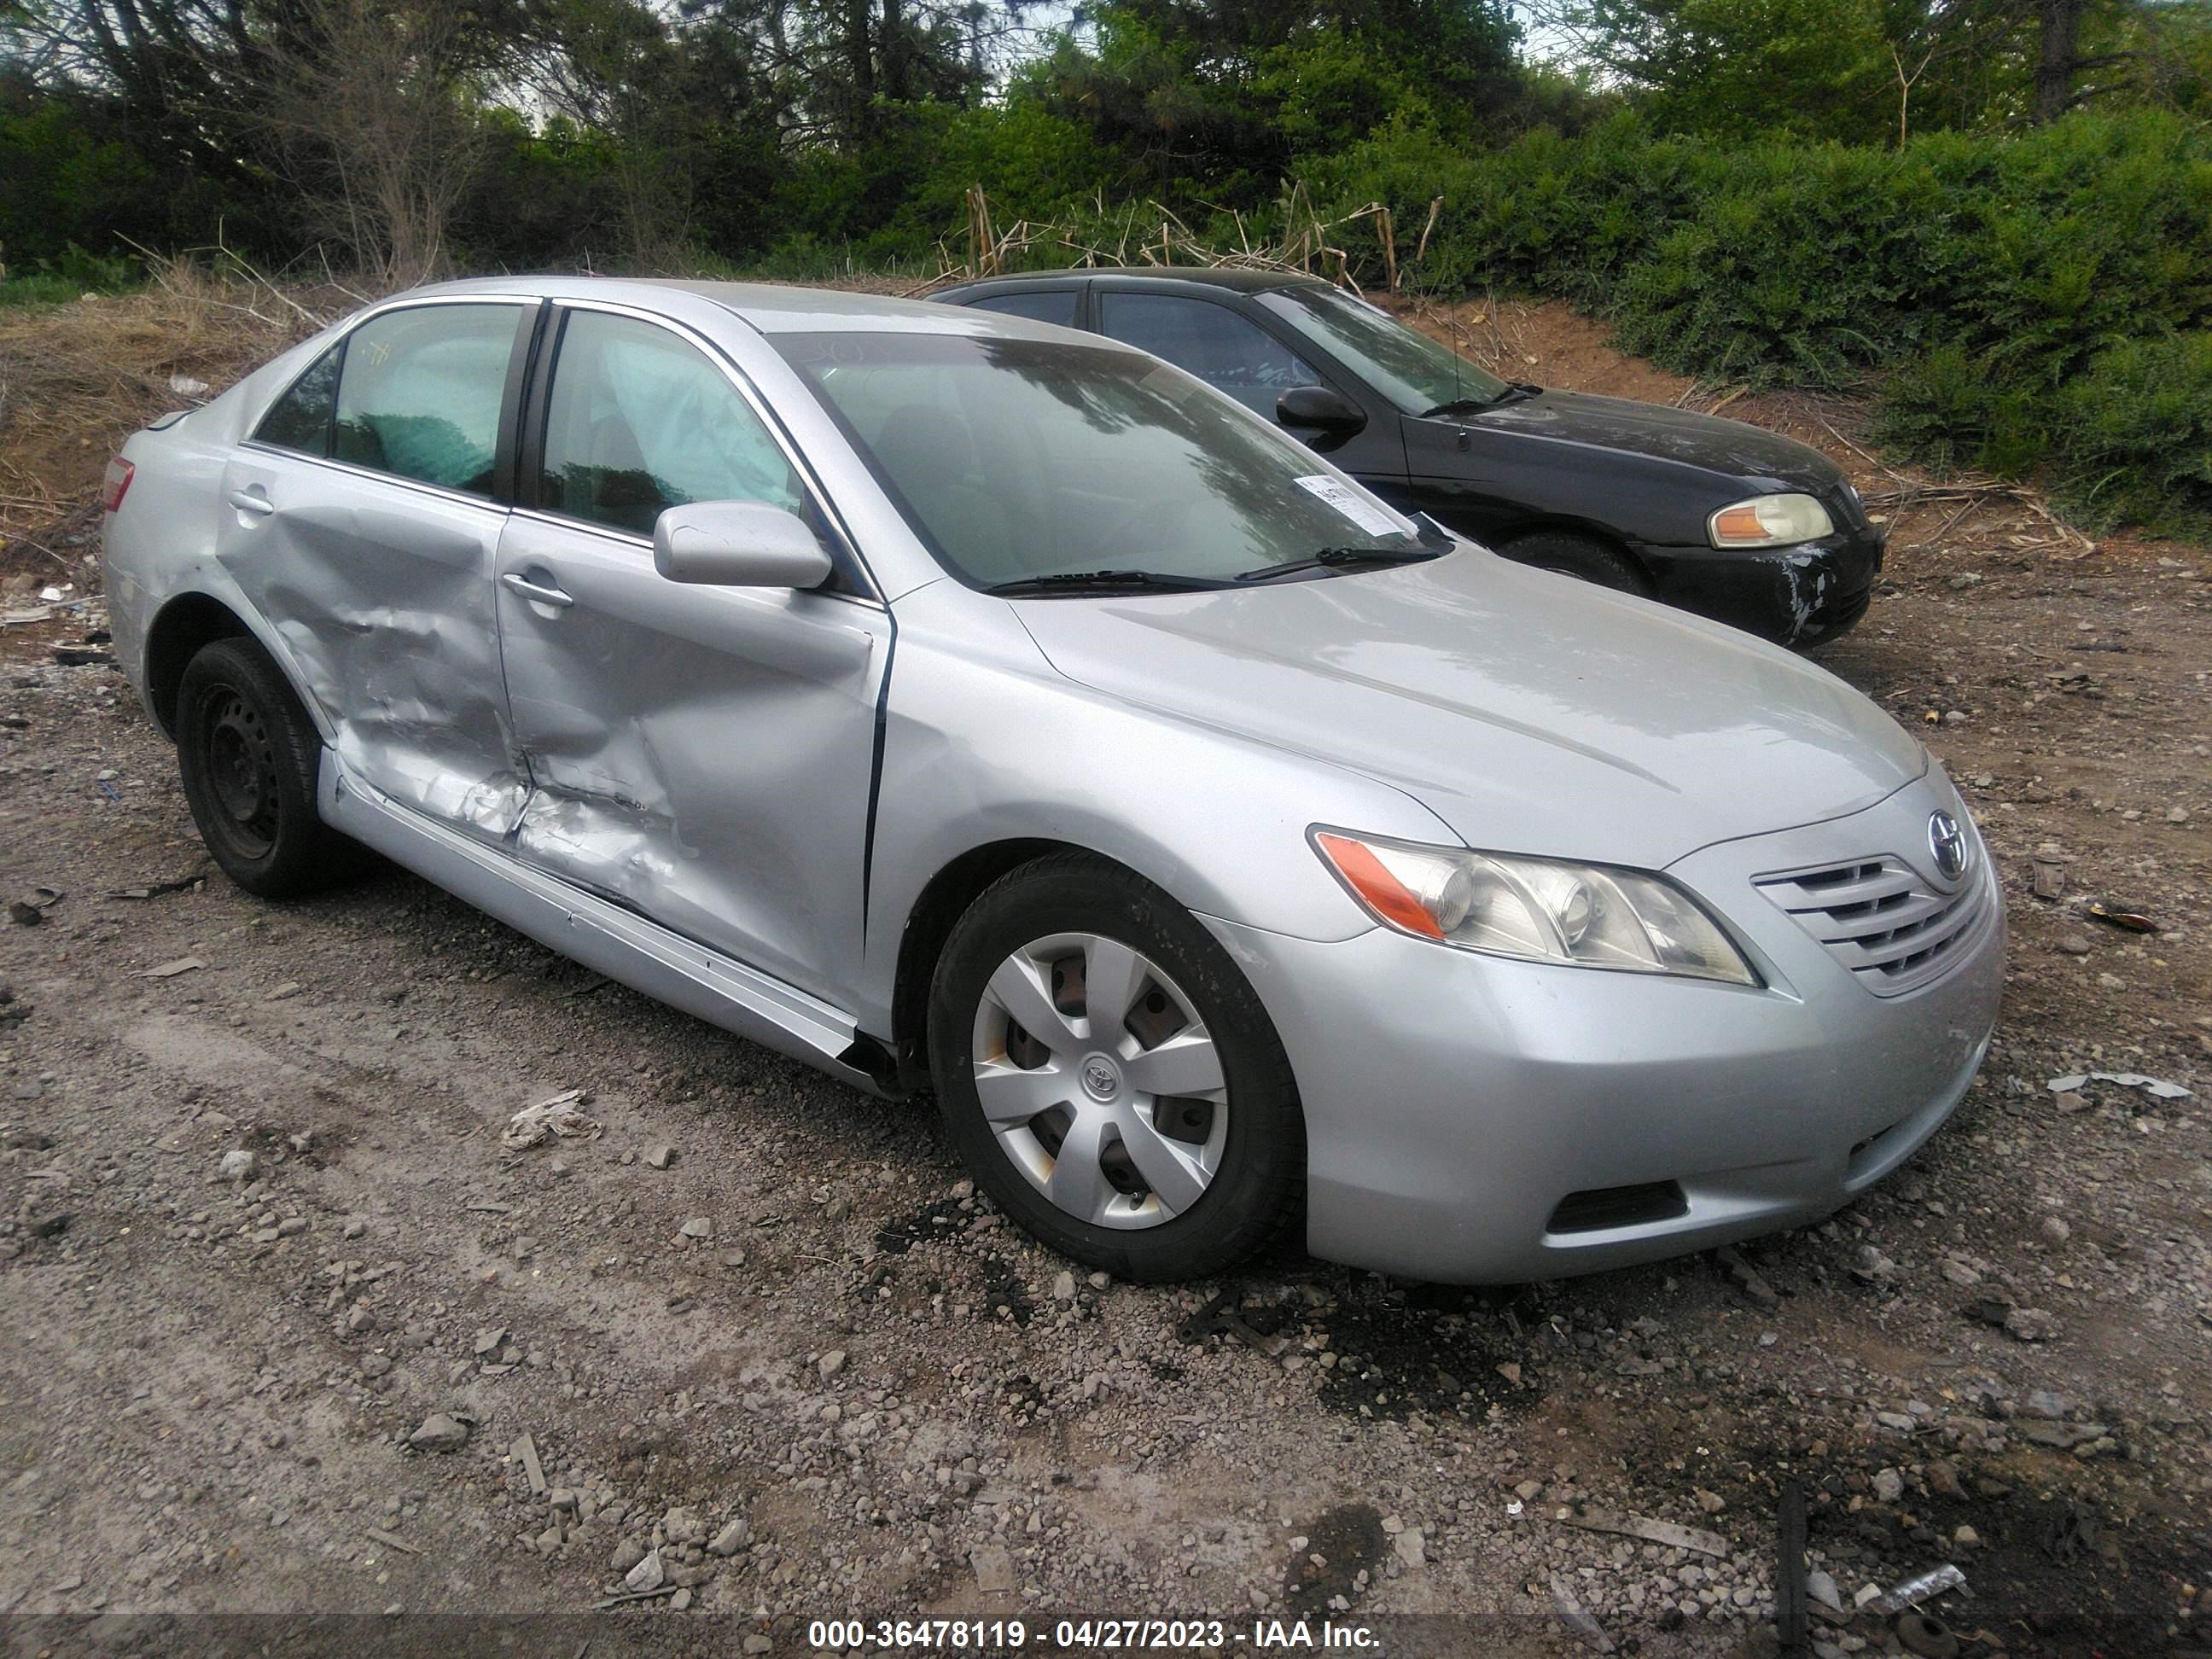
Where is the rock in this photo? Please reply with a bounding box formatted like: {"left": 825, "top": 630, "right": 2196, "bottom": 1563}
{"left": 822, "top": 1196, "right": 851, "bottom": 1223}
{"left": 2023, "top": 1388, "right": 2075, "bottom": 1420}
{"left": 473, "top": 1327, "right": 506, "bottom": 1356}
{"left": 1393, "top": 1526, "right": 1426, "bottom": 1569}
{"left": 972, "top": 1542, "right": 1016, "bottom": 1594}
{"left": 624, "top": 1547, "right": 665, "bottom": 1592}
{"left": 671, "top": 1587, "right": 693, "bottom": 1611}
{"left": 2056, "top": 935, "right": 2093, "bottom": 957}
{"left": 708, "top": 1517, "right": 751, "bottom": 1557}
{"left": 644, "top": 1144, "right": 675, "bottom": 1170}
{"left": 1926, "top": 1459, "right": 1965, "bottom": 1499}
{"left": 719, "top": 1249, "right": 748, "bottom": 1268}
{"left": 1087, "top": 1272, "right": 1111, "bottom": 1290}
{"left": 2053, "top": 1091, "right": 2090, "bottom": 1115}
{"left": 679, "top": 1217, "right": 712, "bottom": 1239}
{"left": 1513, "top": 1479, "right": 1544, "bottom": 1503}
{"left": 1872, "top": 1468, "right": 1905, "bottom": 1504}
{"left": 742, "top": 1638, "right": 773, "bottom": 1656}
{"left": 2004, "top": 1306, "right": 2060, "bottom": 1342}
{"left": 1806, "top": 1569, "right": 1842, "bottom": 1611}
{"left": 218, "top": 1150, "right": 259, "bottom": 1183}
{"left": 407, "top": 1413, "right": 469, "bottom": 1452}
{"left": 1696, "top": 1488, "right": 1726, "bottom": 1514}
{"left": 1953, "top": 1524, "right": 1980, "bottom": 1547}
{"left": 818, "top": 1349, "right": 847, "bottom": 1380}
{"left": 1051, "top": 1271, "right": 1076, "bottom": 1303}
{"left": 2168, "top": 806, "right": 2191, "bottom": 824}
{"left": 2039, "top": 1215, "right": 2071, "bottom": 1243}
{"left": 610, "top": 1540, "right": 646, "bottom": 1575}
{"left": 342, "top": 1218, "right": 367, "bottom": 1239}
{"left": 663, "top": 1505, "right": 706, "bottom": 1545}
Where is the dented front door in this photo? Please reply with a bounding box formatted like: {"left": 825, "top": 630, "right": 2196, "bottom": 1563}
{"left": 216, "top": 300, "right": 534, "bottom": 839}
{"left": 492, "top": 305, "right": 889, "bottom": 1002}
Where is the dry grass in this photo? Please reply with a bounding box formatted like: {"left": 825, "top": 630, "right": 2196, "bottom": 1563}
{"left": 0, "top": 255, "right": 370, "bottom": 554}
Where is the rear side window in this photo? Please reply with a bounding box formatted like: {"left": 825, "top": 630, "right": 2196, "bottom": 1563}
{"left": 253, "top": 345, "right": 341, "bottom": 454}
{"left": 332, "top": 304, "right": 524, "bottom": 496}
{"left": 1097, "top": 293, "right": 1319, "bottom": 418}
{"left": 967, "top": 290, "right": 1080, "bottom": 328}
{"left": 538, "top": 310, "right": 801, "bottom": 537}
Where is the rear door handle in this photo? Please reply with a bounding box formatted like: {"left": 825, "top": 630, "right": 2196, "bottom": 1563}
{"left": 225, "top": 488, "right": 275, "bottom": 516}
{"left": 502, "top": 572, "right": 574, "bottom": 608}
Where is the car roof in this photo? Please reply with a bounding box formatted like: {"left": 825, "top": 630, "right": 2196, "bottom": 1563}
{"left": 941, "top": 267, "right": 1336, "bottom": 297}
{"left": 364, "top": 274, "right": 1127, "bottom": 341}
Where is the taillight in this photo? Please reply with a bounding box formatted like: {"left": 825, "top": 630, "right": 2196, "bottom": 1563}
{"left": 101, "top": 457, "right": 135, "bottom": 515}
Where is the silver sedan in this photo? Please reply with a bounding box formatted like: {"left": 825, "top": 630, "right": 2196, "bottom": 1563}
{"left": 101, "top": 277, "right": 2004, "bottom": 1284}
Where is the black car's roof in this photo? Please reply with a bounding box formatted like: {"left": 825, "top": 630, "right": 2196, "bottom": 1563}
{"left": 940, "top": 267, "right": 1333, "bottom": 296}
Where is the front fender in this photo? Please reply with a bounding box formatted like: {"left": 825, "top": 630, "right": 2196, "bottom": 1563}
{"left": 858, "top": 584, "right": 1449, "bottom": 1032}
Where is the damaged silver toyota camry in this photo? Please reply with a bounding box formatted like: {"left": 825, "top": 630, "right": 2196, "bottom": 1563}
{"left": 102, "top": 278, "right": 2004, "bottom": 1284}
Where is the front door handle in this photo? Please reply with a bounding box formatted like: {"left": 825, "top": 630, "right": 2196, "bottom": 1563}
{"left": 502, "top": 572, "right": 574, "bottom": 608}
{"left": 225, "top": 488, "right": 275, "bottom": 516}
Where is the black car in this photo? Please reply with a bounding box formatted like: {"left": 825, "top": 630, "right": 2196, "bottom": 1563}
{"left": 933, "top": 269, "right": 1883, "bottom": 646}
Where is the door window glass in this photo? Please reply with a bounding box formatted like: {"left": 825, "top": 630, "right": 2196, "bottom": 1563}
{"left": 332, "top": 304, "right": 521, "bottom": 494}
{"left": 253, "top": 344, "right": 341, "bottom": 455}
{"left": 1096, "top": 293, "right": 1320, "bottom": 417}
{"left": 968, "top": 290, "right": 1080, "bottom": 328}
{"left": 538, "top": 311, "right": 802, "bottom": 537}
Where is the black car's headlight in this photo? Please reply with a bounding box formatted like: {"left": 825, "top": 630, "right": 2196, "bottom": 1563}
{"left": 1708, "top": 492, "right": 1834, "bottom": 549}
{"left": 1313, "top": 829, "right": 1758, "bottom": 984}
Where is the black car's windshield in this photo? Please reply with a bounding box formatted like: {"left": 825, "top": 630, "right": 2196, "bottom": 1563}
{"left": 772, "top": 330, "right": 1430, "bottom": 591}
{"left": 1256, "top": 286, "right": 1513, "bottom": 416}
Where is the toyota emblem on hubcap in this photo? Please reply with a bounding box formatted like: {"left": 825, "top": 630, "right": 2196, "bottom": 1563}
{"left": 1929, "top": 811, "right": 1968, "bottom": 882}
{"left": 1081, "top": 1057, "right": 1120, "bottom": 1099}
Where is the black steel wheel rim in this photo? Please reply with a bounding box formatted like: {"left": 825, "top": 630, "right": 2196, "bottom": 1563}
{"left": 201, "top": 687, "right": 281, "bottom": 857}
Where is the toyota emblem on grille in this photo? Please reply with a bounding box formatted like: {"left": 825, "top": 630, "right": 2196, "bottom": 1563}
{"left": 1929, "top": 811, "right": 1968, "bottom": 882}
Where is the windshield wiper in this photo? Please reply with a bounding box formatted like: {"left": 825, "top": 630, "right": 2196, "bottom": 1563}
{"left": 1234, "top": 545, "right": 1444, "bottom": 584}
{"left": 1422, "top": 381, "right": 1540, "bottom": 418}
{"left": 985, "top": 569, "right": 1226, "bottom": 597}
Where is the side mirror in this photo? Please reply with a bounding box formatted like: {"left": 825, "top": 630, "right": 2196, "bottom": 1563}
{"left": 1277, "top": 385, "right": 1368, "bottom": 435}
{"left": 653, "top": 500, "right": 835, "bottom": 589}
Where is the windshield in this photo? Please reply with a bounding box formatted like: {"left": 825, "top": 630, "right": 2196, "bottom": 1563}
{"left": 772, "top": 331, "right": 1427, "bottom": 590}
{"left": 1256, "top": 287, "right": 1512, "bottom": 416}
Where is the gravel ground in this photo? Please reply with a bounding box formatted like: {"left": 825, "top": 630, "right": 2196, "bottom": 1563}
{"left": 2, "top": 411, "right": 2210, "bottom": 1659}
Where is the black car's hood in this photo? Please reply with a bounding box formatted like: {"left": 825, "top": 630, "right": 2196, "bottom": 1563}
{"left": 1443, "top": 389, "right": 1843, "bottom": 493}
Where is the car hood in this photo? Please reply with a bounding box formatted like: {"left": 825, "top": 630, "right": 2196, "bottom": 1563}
{"left": 1446, "top": 389, "right": 1842, "bottom": 494}
{"left": 1012, "top": 549, "right": 1926, "bottom": 870}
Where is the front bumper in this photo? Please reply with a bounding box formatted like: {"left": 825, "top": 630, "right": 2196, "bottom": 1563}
{"left": 1202, "top": 777, "right": 2003, "bottom": 1284}
{"left": 1638, "top": 525, "right": 1883, "bottom": 649}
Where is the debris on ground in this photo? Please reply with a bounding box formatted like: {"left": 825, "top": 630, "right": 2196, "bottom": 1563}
{"left": 2046, "top": 1069, "right": 2192, "bottom": 1102}
{"left": 498, "top": 1088, "right": 601, "bottom": 1150}
{"left": 135, "top": 957, "right": 204, "bottom": 979}
{"left": 1551, "top": 1573, "right": 1615, "bottom": 1651}
{"left": 406, "top": 1413, "right": 471, "bottom": 1453}
{"left": 1559, "top": 1508, "right": 1728, "bottom": 1557}
{"left": 1868, "top": 1563, "right": 1967, "bottom": 1617}
{"left": 2085, "top": 899, "right": 2158, "bottom": 933}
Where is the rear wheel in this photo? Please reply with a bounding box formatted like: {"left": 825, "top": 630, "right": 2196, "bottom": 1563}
{"left": 1504, "top": 529, "right": 1648, "bottom": 594}
{"left": 927, "top": 853, "right": 1302, "bottom": 1282}
{"left": 175, "top": 637, "right": 358, "bottom": 898}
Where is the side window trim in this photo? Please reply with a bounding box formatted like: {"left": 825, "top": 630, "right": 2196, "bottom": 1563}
{"left": 242, "top": 295, "right": 533, "bottom": 510}
{"left": 519, "top": 299, "right": 881, "bottom": 602}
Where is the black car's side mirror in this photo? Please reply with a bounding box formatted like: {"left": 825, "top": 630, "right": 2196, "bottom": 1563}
{"left": 1277, "top": 385, "right": 1368, "bottom": 435}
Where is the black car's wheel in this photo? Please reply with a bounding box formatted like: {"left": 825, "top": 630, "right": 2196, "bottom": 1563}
{"left": 175, "top": 637, "right": 358, "bottom": 898}
{"left": 928, "top": 852, "right": 1303, "bottom": 1282}
{"left": 1505, "top": 530, "right": 1650, "bottom": 595}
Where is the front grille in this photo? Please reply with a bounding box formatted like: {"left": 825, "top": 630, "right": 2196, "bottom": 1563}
{"left": 1755, "top": 853, "right": 1990, "bottom": 997}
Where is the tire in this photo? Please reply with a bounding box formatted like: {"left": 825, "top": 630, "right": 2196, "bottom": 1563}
{"left": 927, "top": 852, "right": 1303, "bottom": 1283}
{"left": 174, "top": 637, "right": 358, "bottom": 899}
{"left": 1504, "top": 530, "right": 1649, "bottom": 595}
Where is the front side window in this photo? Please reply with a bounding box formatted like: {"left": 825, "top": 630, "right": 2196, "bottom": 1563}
{"left": 538, "top": 311, "right": 802, "bottom": 538}
{"left": 253, "top": 344, "right": 341, "bottom": 455}
{"left": 775, "top": 331, "right": 1423, "bottom": 590}
{"left": 1096, "top": 293, "right": 1320, "bottom": 418}
{"left": 968, "top": 290, "right": 1080, "bottom": 328}
{"left": 1256, "top": 285, "right": 1511, "bottom": 415}
{"left": 332, "top": 304, "right": 523, "bottom": 495}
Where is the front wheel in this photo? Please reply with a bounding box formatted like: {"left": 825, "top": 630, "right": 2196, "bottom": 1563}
{"left": 1503, "top": 529, "right": 1649, "bottom": 595}
{"left": 175, "top": 637, "right": 359, "bottom": 898}
{"left": 927, "top": 853, "right": 1303, "bottom": 1282}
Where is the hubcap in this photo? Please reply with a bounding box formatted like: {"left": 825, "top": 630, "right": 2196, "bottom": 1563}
{"left": 202, "top": 690, "right": 281, "bottom": 856}
{"left": 970, "top": 932, "right": 1228, "bottom": 1231}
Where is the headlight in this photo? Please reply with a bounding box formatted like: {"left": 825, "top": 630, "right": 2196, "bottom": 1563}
{"left": 1313, "top": 830, "right": 1758, "bottom": 985}
{"left": 1708, "top": 493, "right": 1834, "bottom": 548}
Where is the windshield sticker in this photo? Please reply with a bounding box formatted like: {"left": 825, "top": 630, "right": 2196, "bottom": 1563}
{"left": 1294, "top": 474, "right": 1407, "bottom": 539}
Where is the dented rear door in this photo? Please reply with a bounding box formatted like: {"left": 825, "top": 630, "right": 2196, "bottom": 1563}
{"left": 492, "top": 303, "right": 890, "bottom": 1003}
{"left": 217, "top": 299, "right": 537, "bottom": 840}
